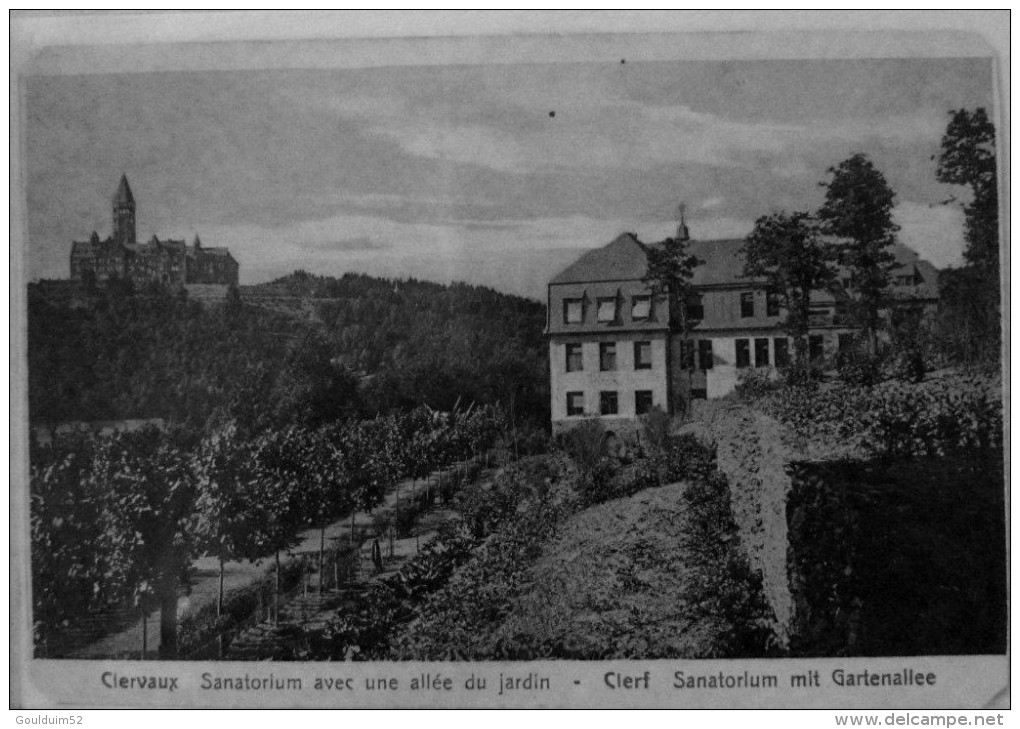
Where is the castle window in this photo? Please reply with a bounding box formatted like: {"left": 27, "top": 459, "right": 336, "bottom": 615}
{"left": 698, "top": 339, "right": 714, "bottom": 370}
{"left": 736, "top": 338, "right": 751, "bottom": 368}
{"left": 566, "top": 391, "right": 585, "bottom": 417}
{"left": 774, "top": 338, "right": 789, "bottom": 368}
{"left": 686, "top": 296, "right": 704, "bottom": 321}
{"left": 755, "top": 338, "right": 770, "bottom": 367}
{"left": 599, "top": 391, "right": 619, "bottom": 416}
{"left": 597, "top": 297, "right": 618, "bottom": 323}
{"left": 631, "top": 296, "right": 651, "bottom": 320}
{"left": 809, "top": 335, "right": 825, "bottom": 362}
{"left": 766, "top": 292, "right": 781, "bottom": 317}
{"left": 740, "top": 292, "right": 755, "bottom": 318}
{"left": 564, "top": 298, "right": 583, "bottom": 324}
{"left": 599, "top": 342, "right": 617, "bottom": 371}
{"left": 566, "top": 343, "right": 583, "bottom": 372}
{"left": 634, "top": 341, "right": 652, "bottom": 370}
{"left": 635, "top": 390, "right": 654, "bottom": 415}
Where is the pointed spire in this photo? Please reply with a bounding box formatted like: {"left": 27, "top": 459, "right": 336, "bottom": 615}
{"left": 113, "top": 174, "right": 135, "bottom": 207}
{"left": 89, "top": 231, "right": 100, "bottom": 244}
{"left": 193, "top": 234, "right": 201, "bottom": 249}
{"left": 676, "top": 202, "right": 690, "bottom": 242}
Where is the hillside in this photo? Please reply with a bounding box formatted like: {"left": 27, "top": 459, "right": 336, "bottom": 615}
{"left": 26, "top": 272, "right": 550, "bottom": 433}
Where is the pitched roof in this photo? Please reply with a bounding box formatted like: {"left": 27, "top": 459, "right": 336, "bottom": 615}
{"left": 549, "top": 233, "right": 649, "bottom": 284}
{"left": 549, "top": 234, "right": 762, "bottom": 287}
{"left": 113, "top": 175, "right": 134, "bottom": 207}
{"left": 550, "top": 232, "right": 940, "bottom": 296}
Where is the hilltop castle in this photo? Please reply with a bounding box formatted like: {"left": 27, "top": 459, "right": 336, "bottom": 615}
{"left": 69, "top": 175, "right": 239, "bottom": 289}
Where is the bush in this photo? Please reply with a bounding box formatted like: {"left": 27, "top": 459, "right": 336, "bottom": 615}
{"left": 735, "top": 369, "right": 780, "bottom": 400}
{"left": 837, "top": 348, "right": 885, "bottom": 386}
{"left": 178, "top": 558, "right": 304, "bottom": 656}
{"left": 391, "top": 498, "right": 420, "bottom": 538}
{"left": 639, "top": 406, "right": 671, "bottom": 453}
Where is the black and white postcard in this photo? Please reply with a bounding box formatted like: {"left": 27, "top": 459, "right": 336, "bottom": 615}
{"left": 10, "top": 10, "right": 1010, "bottom": 711}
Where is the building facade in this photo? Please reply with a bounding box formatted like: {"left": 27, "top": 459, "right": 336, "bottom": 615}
{"left": 69, "top": 176, "right": 239, "bottom": 289}
{"left": 547, "top": 231, "right": 938, "bottom": 434}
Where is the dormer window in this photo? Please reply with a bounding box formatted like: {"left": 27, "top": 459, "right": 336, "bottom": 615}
{"left": 631, "top": 296, "right": 651, "bottom": 320}
{"left": 597, "top": 297, "right": 618, "bottom": 323}
{"left": 563, "top": 298, "right": 583, "bottom": 324}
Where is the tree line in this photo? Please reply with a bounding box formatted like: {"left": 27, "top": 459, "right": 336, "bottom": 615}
{"left": 648, "top": 107, "right": 1000, "bottom": 388}
{"left": 27, "top": 270, "right": 550, "bottom": 436}
{"left": 30, "top": 404, "right": 506, "bottom": 658}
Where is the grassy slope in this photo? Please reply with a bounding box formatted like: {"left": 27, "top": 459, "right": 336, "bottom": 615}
{"left": 490, "top": 483, "right": 720, "bottom": 659}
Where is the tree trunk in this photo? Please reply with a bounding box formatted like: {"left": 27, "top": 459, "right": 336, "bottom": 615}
{"left": 217, "top": 557, "right": 225, "bottom": 618}
{"left": 350, "top": 510, "right": 356, "bottom": 542}
{"left": 274, "top": 550, "right": 281, "bottom": 627}
{"left": 318, "top": 527, "right": 325, "bottom": 595}
{"left": 157, "top": 578, "right": 178, "bottom": 659}
{"left": 141, "top": 593, "right": 148, "bottom": 660}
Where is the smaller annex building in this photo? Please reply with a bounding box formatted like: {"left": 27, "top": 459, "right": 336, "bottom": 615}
{"left": 546, "top": 230, "right": 938, "bottom": 434}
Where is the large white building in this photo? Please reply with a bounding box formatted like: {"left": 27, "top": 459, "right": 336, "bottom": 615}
{"left": 546, "top": 231, "right": 939, "bottom": 434}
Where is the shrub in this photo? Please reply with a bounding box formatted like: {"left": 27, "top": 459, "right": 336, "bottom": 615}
{"left": 735, "top": 368, "right": 780, "bottom": 400}
{"left": 836, "top": 348, "right": 885, "bottom": 386}
{"left": 639, "top": 406, "right": 671, "bottom": 453}
{"left": 391, "top": 498, "right": 420, "bottom": 538}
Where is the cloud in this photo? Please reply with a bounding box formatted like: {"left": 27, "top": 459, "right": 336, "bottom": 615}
{"left": 893, "top": 200, "right": 966, "bottom": 268}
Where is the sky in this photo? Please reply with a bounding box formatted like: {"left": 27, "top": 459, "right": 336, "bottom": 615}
{"left": 24, "top": 56, "right": 994, "bottom": 301}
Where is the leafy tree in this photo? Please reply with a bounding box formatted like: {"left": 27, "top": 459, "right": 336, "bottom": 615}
{"left": 273, "top": 331, "right": 359, "bottom": 429}
{"left": 934, "top": 108, "right": 1000, "bottom": 366}
{"left": 95, "top": 428, "right": 200, "bottom": 659}
{"left": 194, "top": 425, "right": 272, "bottom": 617}
{"left": 817, "top": 154, "right": 899, "bottom": 353}
{"left": 937, "top": 108, "right": 999, "bottom": 273}
{"left": 644, "top": 233, "right": 702, "bottom": 411}
{"left": 742, "top": 211, "right": 836, "bottom": 369}
{"left": 250, "top": 427, "right": 310, "bottom": 623}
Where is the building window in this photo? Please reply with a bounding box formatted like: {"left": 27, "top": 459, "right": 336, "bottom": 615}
{"left": 634, "top": 341, "right": 652, "bottom": 370}
{"left": 736, "top": 338, "right": 751, "bottom": 368}
{"left": 566, "top": 391, "right": 585, "bottom": 417}
{"left": 631, "top": 296, "right": 651, "bottom": 320}
{"left": 597, "top": 297, "right": 618, "bottom": 323}
{"left": 809, "top": 334, "right": 825, "bottom": 362}
{"left": 754, "top": 338, "right": 770, "bottom": 367}
{"left": 599, "top": 342, "right": 617, "bottom": 371}
{"left": 766, "top": 292, "right": 781, "bottom": 317}
{"left": 838, "top": 333, "right": 854, "bottom": 352}
{"left": 698, "top": 339, "right": 714, "bottom": 370}
{"left": 740, "top": 292, "right": 755, "bottom": 318}
{"left": 774, "top": 338, "right": 789, "bottom": 368}
{"left": 565, "top": 343, "right": 583, "bottom": 372}
{"left": 563, "top": 298, "right": 583, "bottom": 324}
{"left": 691, "top": 388, "right": 708, "bottom": 400}
{"left": 681, "top": 339, "right": 695, "bottom": 370}
{"left": 600, "top": 391, "right": 619, "bottom": 415}
{"left": 635, "top": 390, "right": 654, "bottom": 415}
{"left": 686, "top": 296, "right": 704, "bottom": 321}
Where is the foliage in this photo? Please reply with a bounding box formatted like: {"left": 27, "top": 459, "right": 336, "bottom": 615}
{"left": 680, "top": 471, "right": 781, "bottom": 657}
{"left": 931, "top": 108, "right": 1000, "bottom": 367}
{"left": 28, "top": 270, "right": 551, "bottom": 431}
{"left": 560, "top": 418, "right": 607, "bottom": 478}
{"left": 817, "top": 153, "right": 899, "bottom": 346}
{"left": 755, "top": 374, "right": 1003, "bottom": 461}
{"left": 639, "top": 405, "right": 671, "bottom": 454}
{"left": 734, "top": 368, "right": 782, "bottom": 400}
{"left": 742, "top": 211, "right": 836, "bottom": 365}
{"left": 936, "top": 108, "right": 998, "bottom": 273}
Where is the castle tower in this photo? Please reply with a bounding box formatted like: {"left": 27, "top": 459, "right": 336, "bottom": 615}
{"left": 112, "top": 174, "right": 136, "bottom": 246}
{"left": 676, "top": 202, "right": 690, "bottom": 242}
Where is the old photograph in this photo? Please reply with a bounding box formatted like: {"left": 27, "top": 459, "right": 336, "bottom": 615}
{"left": 11, "top": 11, "right": 1008, "bottom": 710}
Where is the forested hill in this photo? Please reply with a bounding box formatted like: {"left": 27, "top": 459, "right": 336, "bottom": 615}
{"left": 27, "top": 272, "right": 550, "bottom": 435}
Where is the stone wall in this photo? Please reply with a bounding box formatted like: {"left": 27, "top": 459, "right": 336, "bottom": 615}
{"left": 688, "top": 401, "right": 794, "bottom": 648}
